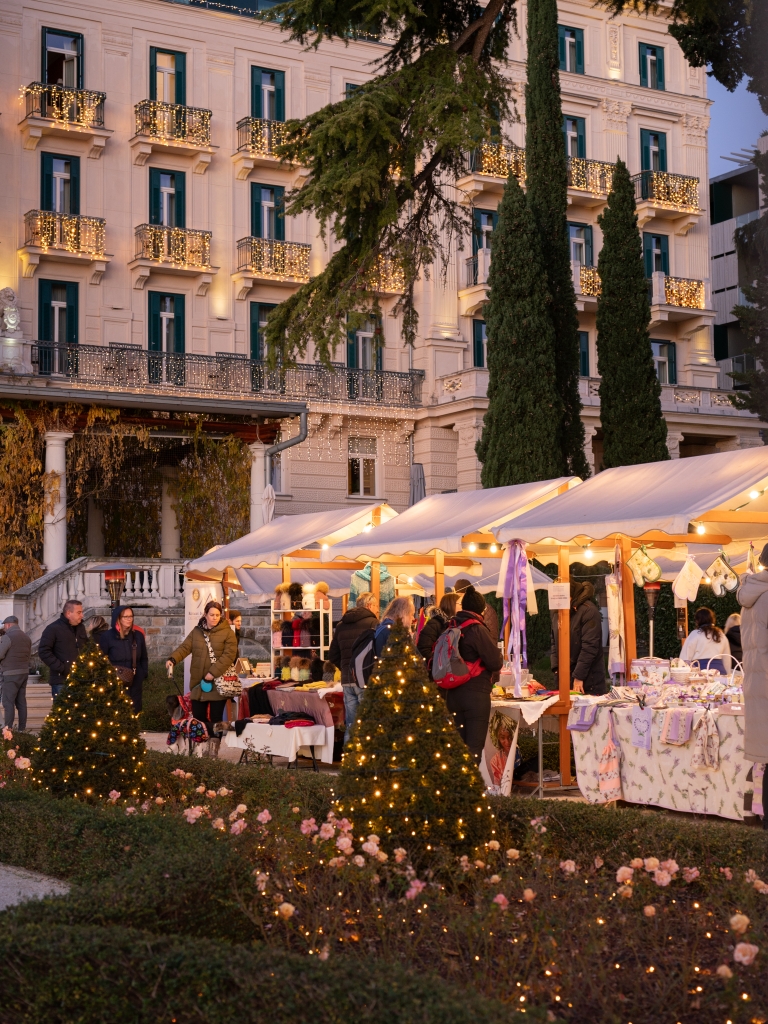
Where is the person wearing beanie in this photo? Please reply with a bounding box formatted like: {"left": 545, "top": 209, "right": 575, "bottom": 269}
{"left": 550, "top": 580, "right": 606, "bottom": 696}
{"left": 455, "top": 578, "right": 500, "bottom": 644}
{"left": 440, "top": 585, "right": 503, "bottom": 764}
{"left": 737, "top": 551, "right": 768, "bottom": 830}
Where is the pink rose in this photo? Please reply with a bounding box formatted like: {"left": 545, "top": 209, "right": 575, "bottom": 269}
{"left": 218, "top": 787, "right": 232, "bottom": 797}
{"left": 13, "top": 757, "right": 30, "bottom": 770}
{"left": 616, "top": 866, "right": 634, "bottom": 884}
{"left": 211, "top": 818, "right": 225, "bottom": 831}
{"left": 659, "top": 859, "right": 679, "bottom": 875}
{"left": 643, "top": 857, "right": 660, "bottom": 872}
{"left": 155, "top": 797, "right": 165, "bottom": 806}
{"left": 560, "top": 860, "right": 576, "bottom": 875}
{"left": 336, "top": 836, "right": 353, "bottom": 852}
{"left": 254, "top": 872, "right": 269, "bottom": 890}
{"left": 338, "top": 818, "right": 352, "bottom": 832}
{"left": 277, "top": 901, "right": 295, "bottom": 920}
{"left": 729, "top": 913, "right": 750, "bottom": 935}
{"left": 716, "top": 964, "right": 733, "bottom": 979}
{"left": 506, "top": 848, "right": 520, "bottom": 860}
{"left": 487, "top": 840, "right": 500, "bottom": 851}
{"left": 352, "top": 855, "right": 365, "bottom": 867}
{"left": 617, "top": 885, "right": 633, "bottom": 899}
{"left": 171, "top": 768, "right": 187, "bottom": 778}
{"left": 653, "top": 869, "right": 672, "bottom": 887}
{"left": 2, "top": 726, "right": 13, "bottom": 741}
{"left": 6, "top": 749, "right": 16, "bottom": 760}
{"left": 682, "top": 867, "right": 700, "bottom": 883}
{"left": 394, "top": 848, "right": 408, "bottom": 864}
{"left": 362, "top": 841, "right": 379, "bottom": 856}
{"left": 720, "top": 867, "right": 733, "bottom": 880}
{"left": 733, "top": 942, "right": 759, "bottom": 966}
{"left": 318, "top": 823, "right": 335, "bottom": 840}
{"left": 493, "top": 893, "right": 509, "bottom": 911}
{"left": 206, "top": 790, "right": 217, "bottom": 799}
{"left": 594, "top": 857, "right": 604, "bottom": 869}
{"left": 745, "top": 869, "right": 759, "bottom": 883}
{"left": 643, "top": 905, "right": 656, "bottom": 918}
{"left": 376, "top": 850, "right": 389, "bottom": 863}
{"left": 108, "top": 790, "right": 121, "bottom": 803}
{"left": 523, "top": 888, "right": 536, "bottom": 902}
{"left": 125, "top": 806, "right": 137, "bottom": 815}
{"left": 630, "top": 858, "right": 644, "bottom": 869}
{"left": 405, "top": 879, "right": 427, "bottom": 900}
{"left": 230, "top": 819, "right": 247, "bottom": 835}
{"left": 301, "top": 818, "right": 318, "bottom": 835}
{"left": 257, "top": 809, "right": 271, "bottom": 824}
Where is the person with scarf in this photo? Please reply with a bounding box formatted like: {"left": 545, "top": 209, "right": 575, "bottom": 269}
{"left": 166, "top": 601, "right": 238, "bottom": 733}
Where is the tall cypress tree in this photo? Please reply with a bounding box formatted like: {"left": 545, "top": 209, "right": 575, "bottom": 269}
{"left": 596, "top": 159, "right": 669, "bottom": 466}
{"left": 525, "top": 0, "right": 589, "bottom": 479}
{"left": 476, "top": 171, "right": 564, "bottom": 485}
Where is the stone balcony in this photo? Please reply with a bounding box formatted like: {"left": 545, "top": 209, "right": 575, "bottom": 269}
{"left": 458, "top": 249, "right": 491, "bottom": 317}
{"left": 632, "top": 171, "right": 702, "bottom": 235}
{"left": 19, "top": 210, "right": 111, "bottom": 284}
{"left": 233, "top": 236, "right": 312, "bottom": 297}
{"left": 130, "top": 224, "right": 216, "bottom": 294}
{"left": 20, "top": 83, "right": 111, "bottom": 157}
{"left": 573, "top": 262, "right": 601, "bottom": 312}
{"left": 131, "top": 100, "right": 215, "bottom": 172}
{"left": 434, "top": 367, "right": 489, "bottom": 405}
{"left": 579, "top": 375, "right": 757, "bottom": 420}
{"left": 648, "top": 272, "right": 713, "bottom": 329}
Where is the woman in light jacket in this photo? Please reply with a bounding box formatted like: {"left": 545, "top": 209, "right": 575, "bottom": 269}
{"left": 680, "top": 607, "right": 731, "bottom": 673}
{"left": 166, "top": 601, "right": 238, "bottom": 733}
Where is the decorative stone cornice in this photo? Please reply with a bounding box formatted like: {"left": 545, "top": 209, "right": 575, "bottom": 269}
{"left": 601, "top": 98, "right": 631, "bottom": 132}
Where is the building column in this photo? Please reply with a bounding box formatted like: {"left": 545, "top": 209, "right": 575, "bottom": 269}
{"left": 160, "top": 468, "right": 181, "bottom": 559}
{"left": 666, "top": 431, "right": 685, "bottom": 459}
{"left": 249, "top": 441, "right": 268, "bottom": 532}
{"left": 43, "top": 430, "right": 73, "bottom": 572}
{"left": 86, "top": 496, "right": 105, "bottom": 556}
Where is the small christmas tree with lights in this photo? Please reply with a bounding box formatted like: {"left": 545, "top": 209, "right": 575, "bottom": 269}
{"left": 334, "top": 624, "right": 495, "bottom": 854}
{"left": 31, "top": 641, "right": 147, "bottom": 800}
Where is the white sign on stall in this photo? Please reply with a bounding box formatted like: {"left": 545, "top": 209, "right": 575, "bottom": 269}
{"left": 673, "top": 593, "right": 688, "bottom": 609}
{"left": 183, "top": 581, "right": 222, "bottom": 692}
{"left": 548, "top": 583, "right": 571, "bottom": 610}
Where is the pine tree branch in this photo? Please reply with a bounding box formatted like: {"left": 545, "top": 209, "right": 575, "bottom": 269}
{"left": 452, "top": 0, "right": 509, "bottom": 57}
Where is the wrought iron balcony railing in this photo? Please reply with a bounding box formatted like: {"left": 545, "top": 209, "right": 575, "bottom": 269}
{"left": 134, "top": 100, "right": 212, "bottom": 147}
{"left": 468, "top": 142, "right": 526, "bottom": 182}
{"left": 134, "top": 225, "right": 212, "bottom": 268}
{"left": 237, "top": 237, "right": 311, "bottom": 281}
{"left": 23, "top": 82, "right": 106, "bottom": 128}
{"left": 236, "top": 117, "right": 290, "bottom": 157}
{"left": 29, "top": 343, "right": 424, "bottom": 408}
{"left": 365, "top": 255, "right": 405, "bottom": 294}
{"left": 664, "top": 275, "right": 705, "bottom": 308}
{"left": 579, "top": 265, "right": 601, "bottom": 296}
{"left": 632, "top": 171, "right": 700, "bottom": 211}
{"left": 567, "top": 157, "right": 614, "bottom": 196}
{"left": 24, "top": 210, "right": 106, "bottom": 257}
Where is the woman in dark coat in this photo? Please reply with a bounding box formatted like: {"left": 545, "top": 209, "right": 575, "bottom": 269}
{"left": 417, "top": 593, "right": 458, "bottom": 674}
{"left": 98, "top": 606, "right": 149, "bottom": 713}
{"left": 551, "top": 581, "right": 606, "bottom": 695}
{"left": 441, "top": 586, "right": 503, "bottom": 763}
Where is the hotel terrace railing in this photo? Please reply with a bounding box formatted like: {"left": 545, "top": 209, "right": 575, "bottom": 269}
{"left": 236, "top": 237, "right": 311, "bottom": 281}
{"left": 632, "top": 171, "right": 700, "bottom": 210}
{"left": 579, "top": 265, "right": 602, "bottom": 296}
{"left": 24, "top": 210, "right": 106, "bottom": 257}
{"left": 365, "top": 255, "right": 405, "bottom": 294}
{"left": 134, "top": 225, "right": 212, "bottom": 268}
{"left": 23, "top": 83, "right": 106, "bottom": 128}
{"left": 29, "top": 344, "right": 424, "bottom": 408}
{"left": 663, "top": 276, "right": 706, "bottom": 309}
{"left": 236, "top": 117, "right": 290, "bottom": 157}
{"left": 469, "top": 142, "right": 527, "bottom": 182}
{"left": 134, "top": 100, "right": 212, "bottom": 146}
{"left": 567, "top": 157, "right": 615, "bottom": 196}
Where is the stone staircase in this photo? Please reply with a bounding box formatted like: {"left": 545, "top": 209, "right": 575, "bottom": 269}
{"left": 14, "top": 678, "right": 53, "bottom": 734}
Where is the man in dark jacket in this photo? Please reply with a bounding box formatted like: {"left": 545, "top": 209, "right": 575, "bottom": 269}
{"left": 0, "top": 616, "right": 32, "bottom": 731}
{"left": 38, "top": 600, "right": 89, "bottom": 698}
{"left": 328, "top": 592, "right": 378, "bottom": 743}
{"left": 442, "top": 586, "right": 504, "bottom": 763}
{"left": 551, "top": 581, "right": 606, "bottom": 695}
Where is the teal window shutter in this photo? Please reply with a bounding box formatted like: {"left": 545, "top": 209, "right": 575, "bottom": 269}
{"left": 472, "top": 209, "right": 483, "bottom": 254}
{"left": 173, "top": 294, "right": 185, "bottom": 353}
{"left": 40, "top": 152, "right": 54, "bottom": 210}
{"left": 668, "top": 341, "right": 676, "bottom": 384}
{"left": 251, "top": 182, "right": 262, "bottom": 237}
{"left": 347, "top": 328, "right": 358, "bottom": 368}
{"left": 149, "top": 47, "right": 157, "bottom": 100}
{"left": 472, "top": 320, "right": 486, "bottom": 368}
{"left": 38, "top": 279, "right": 53, "bottom": 340}
{"left": 69, "top": 155, "right": 80, "bottom": 215}
{"left": 174, "top": 171, "right": 185, "bottom": 228}
{"left": 274, "top": 184, "right": 285, "bottom": 240}
{"left": 659, "top": 234, "right": 669, "bottom": 275}
{"left": 375, "top": 342, "right": 383, "bottom": 371}
{"left": 656, "top": 48, "right": 664, "bottom": 90}
{"left": 275, "top": 71, "right": 285, "bottom": 121}
{"left": 562, "top": 115, "right": 567, "bottom": 152}
{"left": 251, "top": 66, "right": 262, "bottom": 117}
{"left": 584, "top": 225, "right": 593, "bottom": 266}
{"left": 639, "top": 44, "right": 648, "bottom": 88}
{"left": 149, "top": 168, "right": 161, "bottom": 224}
{"left": 558, "top": 26, "right": 566, "bottom": 70}
{"left": 578, "top": 331, "right": 589, "bottom": 376}
{"left": 250, "top": 302, "right": 261, "bottom": 359}
{"left": 575, "top": 29, "right": 584, "bottom": 74}
{"left": 577, "top": 117, "right": 586, "bottom": 158}
{"left": 65, "top": 282, "right": 78, "bottom": 344}
{"left": 658, "top": 132, "right": 667, "bottom": 171}
{"left": 148, "top": 292, "right": 162, "bottom": 351}
{"left": 643, "top": 232, "right": 653, "bottom": 277}
{"left": 641, "top": 129, "right": 651, "bottom": 172}
{"left": 175, "top": 52, "right": 186, "bottom": 104}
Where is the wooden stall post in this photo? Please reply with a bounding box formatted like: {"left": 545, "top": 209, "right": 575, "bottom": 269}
{"left": 434, "top": 550, "right": 445, "bottom": 602}
{"left": 371, "top": 560, "right": 381, "bottom": 609}
{"left": 558, "top": 545, "right": 572, "bottom": 787}
{"left": 619, "top": 536, "right": 637, "bottom": 672}
{"left": 281, "top": 556, "right": 291, "bottom": 585}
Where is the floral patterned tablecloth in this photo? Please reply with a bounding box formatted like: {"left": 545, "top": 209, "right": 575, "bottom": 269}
{"left": 569, "top": 706, "right": 749, "bottom": 820}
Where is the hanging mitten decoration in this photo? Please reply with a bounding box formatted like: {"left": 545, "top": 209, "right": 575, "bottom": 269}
{"left": 625, "top": 545, "right": 662, "bottom": 587}
{"left": 673, "top": 555, "right": 705, "bottom": 602}
{"left": 706, "top": 554, "right": 738, "bottom": 596}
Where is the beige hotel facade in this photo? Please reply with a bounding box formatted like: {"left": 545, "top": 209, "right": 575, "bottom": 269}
{"left": 0, "top": 0, "right": 763, "bottom": 567}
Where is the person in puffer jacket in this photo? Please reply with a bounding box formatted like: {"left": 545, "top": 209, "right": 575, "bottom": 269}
{"left": 441, "top": 586, "right": 503, "bottom": 764}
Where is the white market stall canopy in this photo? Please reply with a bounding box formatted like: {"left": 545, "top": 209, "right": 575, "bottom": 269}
{"left": 186, "top": 502, "right": 397, "bottom": 582}
{"left": 323, "top": 478, "right": 579, "bottom": 562}
{"left": 494, "top": 448, "right": 768, "bottom": 550}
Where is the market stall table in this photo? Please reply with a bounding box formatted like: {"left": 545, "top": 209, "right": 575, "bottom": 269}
{"left": 569, "top": 703, "right": 750, "bottom": 820}
{"left": 481, "top": 695, "right": 561, "bottom": 798}
{"left": 224, "top": 722, "right": 329, "bottom": 770}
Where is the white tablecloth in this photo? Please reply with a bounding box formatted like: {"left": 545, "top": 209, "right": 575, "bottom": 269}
{"left": 224, "top": 722, "right": 332, "bottom": 763}
{"left": 569, "top": 705, "right": 750, "bottom": 820}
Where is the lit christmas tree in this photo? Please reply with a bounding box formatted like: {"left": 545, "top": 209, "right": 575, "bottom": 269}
{"left": 31, "top": 641, "right": 147, "bottom": 800}
{"left": 334, "top": 625, "right": 495, "bottom": 853}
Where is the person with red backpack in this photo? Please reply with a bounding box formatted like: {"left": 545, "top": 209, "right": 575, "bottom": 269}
{"left": 433, "top": 586, "right": 503, "bottom": 763}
